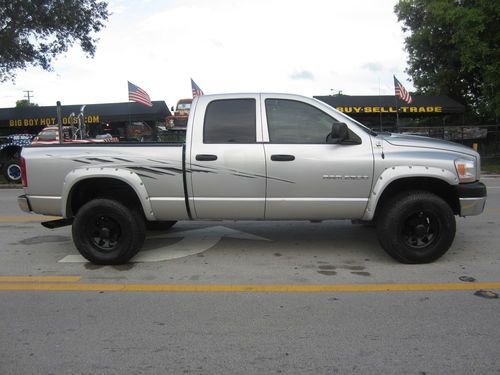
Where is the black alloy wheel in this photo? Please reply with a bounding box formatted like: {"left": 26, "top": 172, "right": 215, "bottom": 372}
{"left": 401, "top": 210, "right": 439, "bottom": 249}
{"left": 376, "top": 190, "right": 456, "bottom": 264}
{"left": 72, "top": 198, "right": 146, "bottom": 264}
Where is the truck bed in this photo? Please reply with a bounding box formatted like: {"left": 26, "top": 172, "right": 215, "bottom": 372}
{"left": 22, "top": 143, "right": 188, "bottom": 220}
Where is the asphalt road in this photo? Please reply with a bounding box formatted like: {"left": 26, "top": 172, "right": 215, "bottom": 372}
{"left": 0, "top": 179, "right": 499, "bottom": 374}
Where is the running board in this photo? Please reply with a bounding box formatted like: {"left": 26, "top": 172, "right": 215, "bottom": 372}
{"left": 41, "top": 218, "right": 74, "bottom": 229}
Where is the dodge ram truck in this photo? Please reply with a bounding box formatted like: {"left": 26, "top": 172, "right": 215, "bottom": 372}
{"left": 18, "top": 93, "right": 487, "bottom": 264}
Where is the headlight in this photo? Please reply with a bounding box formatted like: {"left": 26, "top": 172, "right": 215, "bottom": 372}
{"left": 455, "top": 158, "right": 476, "bottom": 183}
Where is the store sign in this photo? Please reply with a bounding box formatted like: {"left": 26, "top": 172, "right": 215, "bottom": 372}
{"left": 336, "top": 106, "right": 443, "bottom": 114}
{"left": 8, "top": 115, "right": 100, "bottom": 127}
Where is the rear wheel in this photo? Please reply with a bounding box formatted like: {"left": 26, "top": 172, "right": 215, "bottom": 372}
{"left": 2, "top": 158, "right": 21, "bottom": 183}
{"left": 72, "top": 199, "right": 146, "bottom": 264}
{"left": 376, "top": 191, "right": 456, "bottom": 264}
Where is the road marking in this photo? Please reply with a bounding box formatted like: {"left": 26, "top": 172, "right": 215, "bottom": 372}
{"left": 59, "top": 226, "right": 270, "bottom": 263}
{"left": 0, "top": 282, "right": 499, "bottom": 293}
{"left": 0, "top": 215, "right": 61, "bottom": 223}
{"left": 0, "top": 276, "right": 81, "bottom": 283}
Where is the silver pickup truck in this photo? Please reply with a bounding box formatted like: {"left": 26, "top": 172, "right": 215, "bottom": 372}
{"left": 18, "top": 93, "right": 487, "bottom": 264}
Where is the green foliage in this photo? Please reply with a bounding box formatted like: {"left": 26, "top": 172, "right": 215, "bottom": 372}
{"left": 481, "top": 157, "right": 500, "bottom": 174}
{"left": 0, "top": 0, "right": 109, "bottom": 82}
{"left": 15, "top": 99, "right": 38, "bottom": 107}
{"left": 395, "top": 0, "right": 500, "bottom": 122}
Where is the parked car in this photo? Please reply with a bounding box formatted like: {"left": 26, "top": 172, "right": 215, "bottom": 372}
{"left": 18, "top": 93, "right": 486, "bottom": 264}
{"left": 0, "top": 134, "right": 33, "bottom": 183}
{"left": 31, "top": 126, "right": 118, "bottom": 145}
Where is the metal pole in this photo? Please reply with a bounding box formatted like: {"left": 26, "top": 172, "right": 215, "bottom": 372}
{"left": 56, "top": 101, "right": 63, "bottom": 144}
{"left": 394, "top": 95, "right": 400, "bottom": 132}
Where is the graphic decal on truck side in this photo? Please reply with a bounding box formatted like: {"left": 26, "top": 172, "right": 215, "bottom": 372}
{"left": 66, "top": 155, "right": 295, "bottom": 184}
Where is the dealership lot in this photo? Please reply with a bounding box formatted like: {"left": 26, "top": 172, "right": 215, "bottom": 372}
{"left": 0, "top": 180, "right": 499, "bottom": 374}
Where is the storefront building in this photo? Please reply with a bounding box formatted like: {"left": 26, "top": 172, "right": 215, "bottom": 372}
{"left": 314, "top": 95, "right": 466, "bottom": 130}
{"left": 0, "top": 101, "right": 171, "bottom": 140}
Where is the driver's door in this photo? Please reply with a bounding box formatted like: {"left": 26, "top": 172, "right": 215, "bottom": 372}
{"left": 262, "top": 96, "right": 374, "bottom": 219}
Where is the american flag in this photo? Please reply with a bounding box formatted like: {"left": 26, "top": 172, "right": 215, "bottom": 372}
{"left": 191, "top": 78, "right": 204, "bottom": 97}
{"left": 394, "top": 76, "right": 413, "bottom": 104}
{"left": 128, "top": 81, "right": 153, "bottom": 107}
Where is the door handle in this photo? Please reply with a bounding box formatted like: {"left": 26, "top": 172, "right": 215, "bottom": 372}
{"left": 271, "top": 154, "right": 295, "bottom": 161}
{"left": 196, "top": 154, "right": 218, "bottom": 161}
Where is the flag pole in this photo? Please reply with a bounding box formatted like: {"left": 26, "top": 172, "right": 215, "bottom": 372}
{"left": 394, "top": 94, "right": 400, "bottom": 132}
{"left": 378, "top": 77, "right": 382, "bottom": 131}
{"left": 393, "top": 75, "right": 400, "bottom": 132}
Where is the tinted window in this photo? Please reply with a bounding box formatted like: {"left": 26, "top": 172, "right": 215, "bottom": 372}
{"left": 266, "top": 99, "right": 337, "bottom": 143}
{"left": 204, "top": 99, "right": 256, "bottom": 143}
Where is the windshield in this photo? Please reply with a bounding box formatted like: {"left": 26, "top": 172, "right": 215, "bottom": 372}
{"left": 177, "top": 103, "right": 191, "bottom": 110}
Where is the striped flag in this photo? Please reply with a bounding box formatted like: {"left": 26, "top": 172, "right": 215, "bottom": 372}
{"left": 394, "top": 76, "right": 413, "bottom": 104}
{"left": 191, "top": 78, "right": 204, "bottom": 97}
{"left": 128, "top": 81, "right": 152, "bottom": 107}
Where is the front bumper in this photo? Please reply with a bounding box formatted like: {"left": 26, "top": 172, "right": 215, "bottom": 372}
{"left": 18, "top": 194, "right": 32, "bottom": 213}
{"left": 456, "top": 182, "right": 487, "bottom": 216}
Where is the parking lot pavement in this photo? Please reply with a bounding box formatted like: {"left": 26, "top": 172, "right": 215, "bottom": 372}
{"left": 0, "top": 180, "right": 499, "bottom": 374}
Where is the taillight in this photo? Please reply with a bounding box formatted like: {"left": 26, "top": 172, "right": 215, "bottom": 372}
{"left": 20, "top": 157, "right": 27, "bottom": 187}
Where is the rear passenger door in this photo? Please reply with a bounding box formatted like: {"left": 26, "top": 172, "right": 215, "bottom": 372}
{"left": 188, "top": 95, "right": 267, "bottom": 219}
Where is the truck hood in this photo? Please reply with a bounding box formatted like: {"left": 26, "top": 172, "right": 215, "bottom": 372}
{"left": 381, "top": 133, "right": 477, "bottom": 157}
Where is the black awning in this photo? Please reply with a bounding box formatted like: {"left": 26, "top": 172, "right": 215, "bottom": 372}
{"left": 0, "top": 101, "right": 172, "bottom": 128}
{"left": 314, "top": 95, "right": 465, "bottom": 114}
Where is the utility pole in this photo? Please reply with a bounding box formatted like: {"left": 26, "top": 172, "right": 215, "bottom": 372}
{"left": 23, "top": 90, "right": 34, "bottom": 103}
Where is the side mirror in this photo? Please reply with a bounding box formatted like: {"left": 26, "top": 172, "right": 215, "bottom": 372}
{"left": 327, "top": 122, "right": 349, "bottom": 144}
{"left": 171, "top": 106, "right": 174, "bottom": 111}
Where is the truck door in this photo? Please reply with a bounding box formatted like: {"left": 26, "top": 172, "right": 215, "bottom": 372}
{"left": 188, "top": 95, "right": 266, "bottom": 219}
{"left": 262, "top": 95, "right": 374, "bottom": 220}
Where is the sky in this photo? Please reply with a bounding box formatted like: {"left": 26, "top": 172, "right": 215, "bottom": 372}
{"left": 0, "top": 0, "right": 413, "bottom": 109}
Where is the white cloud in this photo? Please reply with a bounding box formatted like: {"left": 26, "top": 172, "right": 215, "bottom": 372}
{"left": 0, "top": 0, "right": 413, "bottom": 108}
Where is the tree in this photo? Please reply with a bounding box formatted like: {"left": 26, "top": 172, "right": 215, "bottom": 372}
{"left": 395, "top": 0, "right": 500, "bottom": 121}
{"left": 0, "top": 0, "right": 109, "bottom": 82}
{"left": 15, "top": 99, "right": 38, "bottom": 107}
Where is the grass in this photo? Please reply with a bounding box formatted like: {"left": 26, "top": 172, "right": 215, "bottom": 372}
{"left": 482, "top": 157, "right": 500, "bottom": 174}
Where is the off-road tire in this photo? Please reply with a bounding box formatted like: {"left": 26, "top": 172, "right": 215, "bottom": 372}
{"left": 145, "top": 220, "right": 177, "bottom": 231}
{"left": 72, "top": 199, "right": 146, "bottom": 265}
{"left": 376, "top": 191, "right": 456, "bottom": 264}
{"left": 2, "top": 158, "right": 21, "bottom": 183}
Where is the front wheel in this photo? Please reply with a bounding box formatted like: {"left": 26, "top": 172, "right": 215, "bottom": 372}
{"left": 376, "top": 191, "right": 456, "bottom": 264}
{"left": 2, "top": 159, "right": 22, "bottom": 183}
{"left": 72, "top": 199, "right": 146, "bottom": 265}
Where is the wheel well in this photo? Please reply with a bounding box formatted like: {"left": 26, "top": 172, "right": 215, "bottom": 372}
{"left": 374, "top": 177, "right": 459, "bottom": 219}
{"left": 0, "top": 146, "right": 21, "bottom": 162}
{"left": 67, "top": 178, "right": 143, "bottom": 217}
